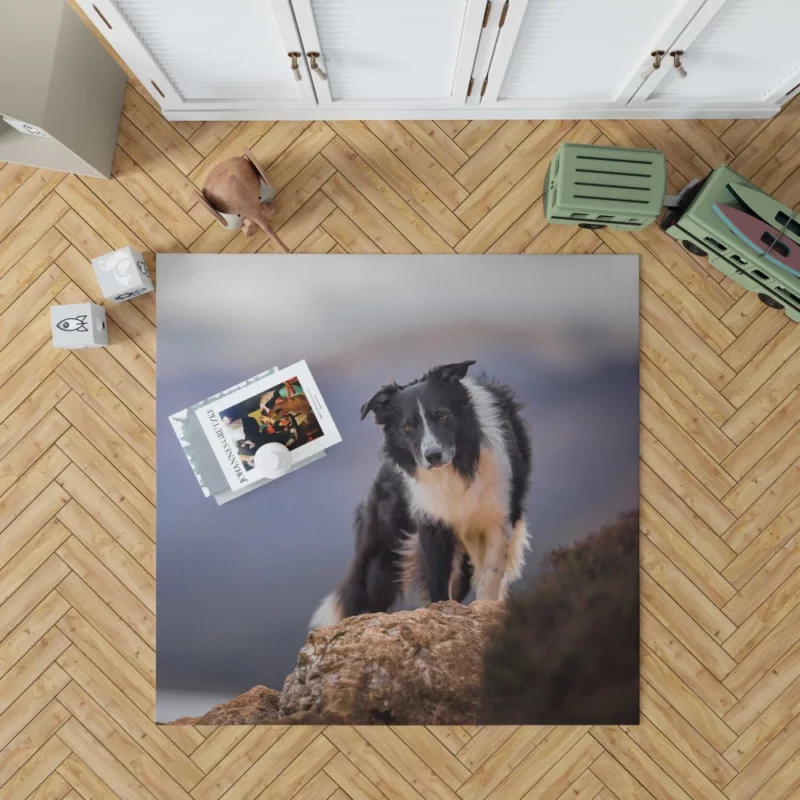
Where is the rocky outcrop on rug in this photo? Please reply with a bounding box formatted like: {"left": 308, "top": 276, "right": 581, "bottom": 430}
{"left": 170, "top": 600, "right": 503, "bottom": 725}
{"left": 170, "top": 685, "right": 281, "bottom": 725}
{"left": 280, "top": 600, "right": 503, "bottom": 724}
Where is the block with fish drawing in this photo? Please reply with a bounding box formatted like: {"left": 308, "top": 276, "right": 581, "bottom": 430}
{"left": 50, "top": 303, "right": 108, "bottom": 349}
{"left": 92, "top": 246, "right": 154, "bottom": 302}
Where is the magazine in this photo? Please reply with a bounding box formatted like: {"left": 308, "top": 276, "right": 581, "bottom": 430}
{"left": 169, "top": 366, "right": 279, "bottom": 501}
{"left": 194, "top": 360, "right": 341, "bottom": 492}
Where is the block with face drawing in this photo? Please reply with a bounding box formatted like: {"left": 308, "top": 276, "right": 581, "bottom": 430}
{"left": 50, "top": 302, "right": 107, "bottom": 349}
{"left": 92, "top": 246, "right": 154, "bottom": 302}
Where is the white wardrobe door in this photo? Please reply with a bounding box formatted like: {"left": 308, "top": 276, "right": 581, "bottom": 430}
{"left": 113, "top": 0, "right": 296, "bottom": 100}
{"left": 308, "top": 0, "right": 469, "bottom": 100}
{"left": 650, "top": 0, "right": 800, "bottom": 101}
{"left": 497, "top": 0, "right": 688, "bottom": 101}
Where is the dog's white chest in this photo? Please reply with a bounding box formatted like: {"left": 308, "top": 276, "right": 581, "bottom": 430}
{"left": 406, "top": 447, "right": 508, "bottom": 542}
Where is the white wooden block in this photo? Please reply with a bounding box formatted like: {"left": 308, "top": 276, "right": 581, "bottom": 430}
{"left": 92, "top": 246, "right": 154, "bottom": 302}
{"left": 51, "top": 303, "right": 107, "bottom": 348}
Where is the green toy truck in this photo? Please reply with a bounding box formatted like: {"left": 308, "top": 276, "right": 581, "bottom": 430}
{"left": 660, "top": 165, "right": 800, "bottom": 323}
{"left": 543, "top": 143, "right": 666, "bottom": 232}
{"left": 544, "top": 142, "right": 800, "bottom": 322}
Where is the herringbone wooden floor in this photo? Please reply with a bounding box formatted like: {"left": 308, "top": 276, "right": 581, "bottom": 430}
{"left": 2, "top": 73, "right": 800, "bottom": 799}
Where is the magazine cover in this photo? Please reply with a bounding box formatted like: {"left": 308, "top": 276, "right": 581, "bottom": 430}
{"left": 169, "top": 366, "right": 280, "bottom": 499}
{"left": 194, "top": 359, "right": 341, "bottom": 491}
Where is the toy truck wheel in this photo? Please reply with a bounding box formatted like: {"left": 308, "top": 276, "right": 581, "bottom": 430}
{"left": 578, "top": 223, "right": 607, "bottom": 230}
{"left": 758, "top": 293, "right": 784, "bottom": 310}
{"left": 682, "top": 240, "right": 707, "bottom": 257}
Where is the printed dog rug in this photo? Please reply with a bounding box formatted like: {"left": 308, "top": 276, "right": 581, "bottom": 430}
{"left": 156, "top": 254, "right": 640, "bottom": 725}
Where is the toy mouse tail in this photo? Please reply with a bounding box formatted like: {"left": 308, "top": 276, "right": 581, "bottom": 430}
{"left": 253, "top": 213, "right": 290, "bottom": 253}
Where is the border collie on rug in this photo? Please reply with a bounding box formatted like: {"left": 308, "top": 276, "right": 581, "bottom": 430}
{"left": 311, "top": 360, "right": 532, "bottom": 629}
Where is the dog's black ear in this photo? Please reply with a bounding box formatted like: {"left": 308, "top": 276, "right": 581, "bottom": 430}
{"left": 427, "top": 360, "right": 476, "bottom": 384}
{"left": 360, "top": 385, "right": 398, "bottom": 420}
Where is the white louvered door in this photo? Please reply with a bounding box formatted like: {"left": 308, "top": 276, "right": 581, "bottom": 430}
{"left": 73, "top": 0, "right": 794, "bottom": 118}
{"left": 288, "top": 0, "right": 487, "bottom": 108}
{"left": 481, "top": 0, "right": 708, "bottom": 110}
{"left": 632, "top": 0, "right": 800, "bottom": 108}
{"left": 75, "top": 0, "right": 316, "bottom": 111}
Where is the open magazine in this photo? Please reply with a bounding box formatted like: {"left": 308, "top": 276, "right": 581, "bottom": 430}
{"left": 170, "top": 361, "right": 341, "bottom": 503}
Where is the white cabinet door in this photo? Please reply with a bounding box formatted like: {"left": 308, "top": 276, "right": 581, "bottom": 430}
{"left": 633, "top": 0, "right": 800, "bottom": 108}
{"left": 480, "top": 0, "right": 707, "bottom": 111}
{"left": 76, "top": 0, "right": 316, "bottom": 112}
{"left": 288, "top": 0, "right": 487, "bottom": 109}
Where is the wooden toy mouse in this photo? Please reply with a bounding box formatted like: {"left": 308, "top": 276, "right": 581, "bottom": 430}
{"left": 195, "top": 149, "right": 289, "bottom": 253}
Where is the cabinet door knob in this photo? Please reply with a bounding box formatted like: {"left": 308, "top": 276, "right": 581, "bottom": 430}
{"left": 640, "top": 50, "right": 665, "bottom": 81}
{"left": 670, "top": 50, "right": 687, "bottom": 79}
{"left": 307, "top": 52, "right": 328, "bottom": 81}
{"left": 288, "top": 52, "right": 302, "bottom": 81}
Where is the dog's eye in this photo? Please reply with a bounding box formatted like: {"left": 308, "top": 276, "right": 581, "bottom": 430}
{"left": 435, "top": 410, "right": 450, "bottom": 421}
{"left": 402, "top": 420, "right": 414, "bottom": 432}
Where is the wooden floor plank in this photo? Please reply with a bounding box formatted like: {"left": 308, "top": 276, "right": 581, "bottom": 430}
{"left": 1, "top": 733, "right": 70, "bottom": 800}
{"left": 0, "top": 667, "right": 70, "bottom": 754}
{"left": 187, "top": 122, "right": 238, "bottom": 158}
{"left": 454, "top": 121, "right": 506, "bottom": 156}
{"left": 0, "top": 163, "right": 36, "bottom": 207}
{"left": 324, "top": 131, "right": 459, "bottom": 250}
{"left": 189, "top": 727, "right": 287, "bottom": 800}
{"left": 0, "top": 229, "right": 69, "bottom": 317}
{"left": 56, "top": 570, "right": 154, "bottom": 683}
{"left": 0, "top": 193, "right": 69, "bottom": 278}
{"left": 58, "top": 681, "right": 191, "bottom": 800}
{"left": 0, "top": 555, "right": 70, "bottom": 643}
{"left": 0, "top": 589, "right": 69, "bottom": 685}
{"left": 0, "top": 517, "right": 72, "bottom": 612}
{"left": 591, "top": 726, "right": 695, "bottom": 800}
{"left": 55, "top": 392, "right": 155, "bottom": 503}
{"left": 323, "top": 752, "right": 388, "bottom": 800}
{"left": 435, "top": 120, "right": 470, "bottom": 139}
{"left": 111, "top": 148, "right": 202, "bottom": 249}
{"left": 723, "top": 568, "right": 800, "bottom": 662}
{"left": 590, "top": 751, "right": 656, "bottom": 800}
{"left": 641, "top": 402, "right": 736, "bottom": 507}
{"left": 636, "top": 681, "right": 737, "bottom": 791}
{"left": 264, "top": 121, "right": 336, "bottom": 192}
{"left": 55, "top": 487, "right": 155, "bottom": 597}
{"left": 400, "top": 121, "right": 469, "bottom": 175}
{"left": 321, "top": 173, "right": 415, "bottom": 254}
{"left": 57, "top": 716, "right": 159, "bottom": 800}
{"left": 640, "top": 500, "right": 736, "bottom": 608}
{"left": 641, "top": 574, "right": 737, "bottom": 683}
{"left": 640, "top": 356, "right": 735, "bottom": 464}
{"left": 57, "top": 645, "right": 204, "bottom": 791}
{"left": 56, "top": 536, "right": 154, "bottom": 645}
{"left": 122, "top": 85, "right": 202, "bottom": 176}
{"left": 454, "top": 121, "right": 538, "bottom": 193}
{"left": 603, "top": 230, "right": 735, "bottom": 354}
{"left": 454, "top": 120, "right": 577, "bottom": 229}
{"left": 116, "top": 115, "right": 201, "bottom": 211}
{"left": 0, "top": 701, "right": 71, "bottom": 790}
{"left": 641, "top": 536, "right": 736, "bottom": 644}
{"left": 364, "top": 121, "right": 468, "bottom": 210}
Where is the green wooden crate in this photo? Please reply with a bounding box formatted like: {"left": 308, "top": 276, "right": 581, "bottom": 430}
{"left": 661, "top": 165, "right": 800, "bottom": 323}
{"left": 544, "top": 143, "right": 667, "bottom": 231}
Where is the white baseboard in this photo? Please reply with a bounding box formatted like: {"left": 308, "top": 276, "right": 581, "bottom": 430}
{"left": 163, "top": 104, "right": 779, "bottom": 122}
